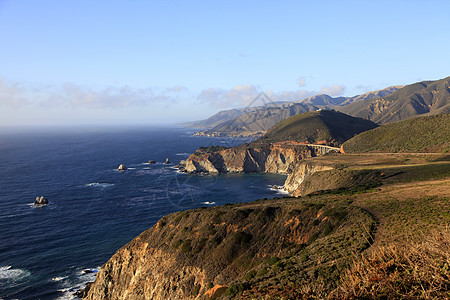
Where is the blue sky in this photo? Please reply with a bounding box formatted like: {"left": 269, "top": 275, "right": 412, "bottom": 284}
{"left": 1, "top": 0, "right": 449, "bottom": 126}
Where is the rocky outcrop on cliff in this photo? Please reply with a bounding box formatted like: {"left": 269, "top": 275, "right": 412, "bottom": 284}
{"left": 283, "top": 162, "right": 334, "bottom": 196}
{"left": 185, "top": 144, "right": 315, "bottom": 175}
{"left": 184, "top": 144, "right": 342, "bottom": 196}
{"left": 86, "top": 196, "right": 375, "bottom": 299}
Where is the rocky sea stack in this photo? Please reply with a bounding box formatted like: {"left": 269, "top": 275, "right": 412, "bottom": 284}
{"left": 34, "top": 196, "right": 48, "bottom": 206}
{"left": 118, "top": 164, "right": 127, "bottom": 171}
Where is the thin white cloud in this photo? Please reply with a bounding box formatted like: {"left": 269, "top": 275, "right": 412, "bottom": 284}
{"left": 45, "top": 83, "right": 172, "bottom": 109}
{"left": 266, "top": 90, "right": 316, "bottom": 102}
{"left": 0, "top": 78, "right": 184, "bottom": 109}
{"left": 166, "top": 85, "right": 188, "bottom": 93}
{"left": 0, "top": 77, "right": 29, "bottom": 108}
{"left": 198, "top": 83, "right": 347, "bottom": 108}
{"left": 319, "top": 84, "right": 346, "bottom": 96}
{"left": 197, "top": 84, "right": 259, "bottom": 108}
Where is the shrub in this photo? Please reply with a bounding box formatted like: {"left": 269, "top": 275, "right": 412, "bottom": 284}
{"left": 172, "top": 239, "right": 183, "bottom": 249}
{"left": 266, "top": 256, "right": 281, "bottom": 266}
{"left": 225, "top": 283, "right": 250, "bottom": 297}
{"left": 234, "top": 231, "right": 252, "bottom": 246}
{"left": 181, "top": 239, "right": 192, "bottom": 253}
{"left": 193, "top": 284, "right": 201, "bottom": 296}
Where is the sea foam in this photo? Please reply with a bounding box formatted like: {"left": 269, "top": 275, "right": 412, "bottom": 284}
{"left": 0, "top": 265, "right": 30, "bottom": 281}
{"left": 85, "top": 183, "right": 114, "bottom": 188}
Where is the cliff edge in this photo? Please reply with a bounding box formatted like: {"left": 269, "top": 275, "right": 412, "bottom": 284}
{"left": 85, "top": 196, "right": 376, "bottom": 299}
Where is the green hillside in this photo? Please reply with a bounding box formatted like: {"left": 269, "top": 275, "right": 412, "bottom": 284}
{"left": 255, "top": 110, "right": 378, "bottom": 146}
{"left": 342, "top": 114, "right": 450, "bottom": 153}
{"left": 340, "top": 77, "right": 450, "bottom": 124}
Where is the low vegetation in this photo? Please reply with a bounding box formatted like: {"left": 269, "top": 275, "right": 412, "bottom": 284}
{"left": 334, "top": 229, "right": 450, "bottom": 299}
{"left": 342, "top": 113, "right": 450, "bottom": 153}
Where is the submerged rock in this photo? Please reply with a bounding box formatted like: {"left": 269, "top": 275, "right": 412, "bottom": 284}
{"left": 118, "top": 164, "right": 127, "bottom": 171}
{"left": 148, "top": 160, "right": 156, "bottom": 164}
{"left": 34, "top": 196, "right": 48, "bottom": 205}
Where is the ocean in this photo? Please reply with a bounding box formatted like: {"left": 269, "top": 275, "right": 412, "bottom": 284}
{"left": 0, "top": 126, "right": 287, "bottom": 299}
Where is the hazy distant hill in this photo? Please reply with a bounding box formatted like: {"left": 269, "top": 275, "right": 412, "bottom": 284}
{"left": 342, "top": 113, "right": 450, "bottom": 153}
{"left": 195, "top": 103, "right": 320, "bottom": 137}
{"left": 181, "top": 108, "right": 251, "bottom": 129}
{"left": 340, "top": 77, "right": 450, "bottom": 124}
{"left": 190, "top": 86, "right": 400, "bottom": 137}
{"left": 297, "top": 94, "right": 347, "bottom": 106}
{"left": 255, "top": 110, "right": 378, "bottom": 146}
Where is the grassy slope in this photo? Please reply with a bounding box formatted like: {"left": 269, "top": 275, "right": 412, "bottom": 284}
{"left": 87, "top": 151, "right": 449, "bottom": 299}
{"left": 342, "top": 114, "right": 450, "bottom": 153}
{"left": 340, "top": 76, "right": 450, "bottom": 124}
{"left": 255, "top": 110, "right": 378, "bottom": 146}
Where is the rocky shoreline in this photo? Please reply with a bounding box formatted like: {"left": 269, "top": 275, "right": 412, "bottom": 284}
{"left": 176, "top": 143, "right": 335, "bottom": 196}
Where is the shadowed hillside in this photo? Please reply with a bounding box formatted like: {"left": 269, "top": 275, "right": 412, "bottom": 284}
{"left": 255, "top": 110, "right": 378, "bottom": 146}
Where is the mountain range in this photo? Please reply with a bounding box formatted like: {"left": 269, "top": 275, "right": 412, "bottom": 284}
{"left": 186, "top": 77, "right": 449, "bottom": 137}
{"left": 339, "top": 76, "right": 450, "bottom": 123}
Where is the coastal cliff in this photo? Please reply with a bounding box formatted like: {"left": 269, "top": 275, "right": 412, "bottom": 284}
{"left": 85, "top": 196, "right": 376, "bottom": 299}
{"left": 183, "top": 143, "right": 338, "bottom": 196}
{"left": 184, "top": 143, "right": 316, "bottom": 175}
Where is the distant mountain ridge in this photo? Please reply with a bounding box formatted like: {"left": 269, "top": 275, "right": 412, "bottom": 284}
{"left": 339, "top": 77, "right": 450, "bottom": 124}
{"left": 189, "top": 85, "right": 401, "bottom": 137}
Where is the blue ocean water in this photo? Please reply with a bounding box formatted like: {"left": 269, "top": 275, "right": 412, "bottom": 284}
{"left": 0, "top": 126, "right": 287, "bottom": 299}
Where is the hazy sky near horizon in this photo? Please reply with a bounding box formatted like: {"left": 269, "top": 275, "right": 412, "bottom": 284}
{"left": 1, "top": 0, "right": 449, "bottom": 127}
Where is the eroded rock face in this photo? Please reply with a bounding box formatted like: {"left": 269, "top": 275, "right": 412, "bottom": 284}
{"left": 284, "top": 162, "right": 334, "bottom": 196}
{"left": 184, "top": 144, "right": 336, "bottom": 195}
{"left": 85, "top": 197, "right": 376, "bottom": 299}
{"left": 184, "top": 144, "right": 315, "bottom": 176}
{"left": 85, "top": 245, "right": 207, "bottom": 300}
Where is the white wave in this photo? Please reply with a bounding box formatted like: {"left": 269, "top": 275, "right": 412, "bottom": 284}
{"left": 85, "top": 183, "right": 114, "bottom": 188}
{"left": 0, "top": 265, "right": 30, "bottom": 281}
{"left": 269, "top": 185, "right": 291, "bottom": 195}
{"left": 52, "top": 276, "right": 68, "bottom": 281}
{"left": 201, "top": 201, "right": 216, "bottom": 205}
{"left": 176, "top": 153, "right": 191, "bottom": 156}
{"left": 55, "top": 266, "right": 100, "bottom": 300}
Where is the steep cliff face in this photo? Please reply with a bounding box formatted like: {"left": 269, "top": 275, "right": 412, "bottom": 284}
{"left": 185, "top": 144, "right": 315, "bottom": 175}
{"left": 184, "top": 144, "right": 338, "bottom": 196}
{"left": 85, "top": 197, "right": 375, "bottom": 299}
{"left": 284, "top": 162, "right": 334, "bottom": 196}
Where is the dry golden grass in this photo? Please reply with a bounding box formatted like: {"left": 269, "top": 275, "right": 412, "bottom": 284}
{"left": 333, "top": 228, "right": 450, "bottom": 299}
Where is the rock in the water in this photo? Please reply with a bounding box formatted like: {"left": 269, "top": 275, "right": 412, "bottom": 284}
{"left": 148, "top": 160, "right": 156, "bottom": 164}
{"left": 118, "top": 164, "right": 127, "bottom": 171}
{"left": 34, "top": 196, "right": 48, "bottom": 205}
{"left": 82, "top": 269, "right": 96, "bottom": 274}
{"left": 272, "top": 185, "right": 279, "bottom": 190}
{"left": 176, "top": 160, "right": 187, "bottom": 172}
{"left": 164, "top": 158, "right": 170, "bottom": 164}
{"left": 74, "top": 282, "right": 93, "bottom": 299}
